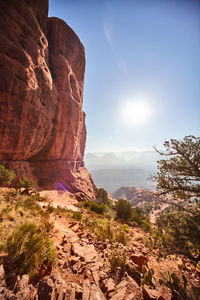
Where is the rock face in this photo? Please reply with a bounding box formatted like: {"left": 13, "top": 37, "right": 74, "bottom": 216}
{"left": 0, "top": 0, "right": 96, "bottom": 198}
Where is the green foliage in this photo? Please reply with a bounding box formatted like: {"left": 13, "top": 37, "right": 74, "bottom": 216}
{"left": 96, "top": 222, "right": 114, "bottom": 241}
{"left": 84, "top": 200, "right": 108, "bottom": 215}
{"left": 72, "top": 211, "right": 82, "bottom": 221}
{"left": 105, "top": 242, "right": 126, "bottom": 272}
{"left": 96, "top": 188, "right": 111, "bottom": 206}
{"left": 18, "top": 178, "right": 37, "bottom": 195}
{"left": 131, "top": 208, "right": 152, "bottom": 232}
{"left": 153, "top": 135, "right": 200, "bottom": 202}
{"left": 5, "top": 222, "right": 57, "bottom": 281}
{"left": 159, "top": 272, "right": 188, "bottom": 299}
{"left": 116, "top": 199, "right": 132, "bottom": 222}
{"left": 155, "top": 209, "right": 200, "bottom": 261}
{"left": 0, "top": 164, "right": 15, "bottom": 186}
{"left": 123, "top": 223, "right": 129, "bottom": 233}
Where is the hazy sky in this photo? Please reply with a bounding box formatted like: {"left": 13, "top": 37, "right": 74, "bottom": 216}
{"left": 49, "top": 0, "right": 200, "bottom": 153}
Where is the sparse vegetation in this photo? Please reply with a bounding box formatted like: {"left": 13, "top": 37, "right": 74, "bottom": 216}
{"left": 159, "top": 272, "right": 188, "bottom": 299}
{"left": 18, "top": 177, "right": 37, "bottom": 195}
{"left": 105, "top": 242, "right": 126, "bottom": 272}
{"left": 154, "top": 208, "right": 200, "bottom": 263}
{"left": 5, "top": 222, "right": 57, "bottom": 281}
{"left": 0, "top": 164, "right": 15, "bottom": 186}
{"left": 0, "top": 184, "right": 56, "bottom": 282}
{"left": 83, "top": 200, "right": 108, "bottom": 215}
{"left": 152, "top": 136, "right": 200, "bottom": 265}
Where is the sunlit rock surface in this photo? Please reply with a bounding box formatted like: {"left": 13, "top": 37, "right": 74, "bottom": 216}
{"left": 0, "top": 0, "right": 96, "bottom": 199}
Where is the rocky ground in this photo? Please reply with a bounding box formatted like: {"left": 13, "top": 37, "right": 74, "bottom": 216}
{"left": 0, "top": 190, "right": 200, "bottom": 300}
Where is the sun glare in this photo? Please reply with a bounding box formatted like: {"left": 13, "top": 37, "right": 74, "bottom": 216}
{"left": 121, "top": 100, "right": 152, "bottom": 126}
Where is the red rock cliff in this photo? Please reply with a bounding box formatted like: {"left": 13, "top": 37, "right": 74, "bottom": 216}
{"left": 0, "top": 0, "right": 96, "bottom": 199}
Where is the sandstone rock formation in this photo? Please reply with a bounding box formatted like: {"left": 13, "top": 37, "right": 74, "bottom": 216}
{"left": 0, "top": 0, "right": 96, "bottom": 199}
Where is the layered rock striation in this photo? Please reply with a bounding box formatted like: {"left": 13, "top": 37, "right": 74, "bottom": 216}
{"left": 0, "top": 0, "right": 96, "bottom": 199}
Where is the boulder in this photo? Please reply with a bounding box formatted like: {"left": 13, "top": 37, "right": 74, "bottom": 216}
{"left": 143, "top": 285, "right": 159, "bottom": 300}
{"left": 130, "top": 254, "right": 148, "bottom": 269}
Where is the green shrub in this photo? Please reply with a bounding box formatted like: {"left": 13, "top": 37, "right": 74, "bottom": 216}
{"left": 116, "top": 199, "right": 132, "bottom": 222}
{"left": 105, "top": 242, "right": 126, "bottom": 272}
{"left": 0, "top": 164, "right": 15, "bottom": 186}
{"left": 6, "top": 222, "right": 57, "bottom": 281}
{"left": 140, "top": 220, "right": 152, "bottom": 232}
{"left": 84, "top": 200, "right": 107, "bottom": 215}
{"left": 96, "top": 222, "right": 114, "bottom": 241}
{"left": 155, "top": 209, "right": 200, "bottom": 261}
{"left": 96, "top": 188, "right": 111, "bottom": 206}
{"left": 72, "top": 211, "right": 82, "bottom": 221}
{"left": 18, "top": 177, "right": 37, "bottom": 195}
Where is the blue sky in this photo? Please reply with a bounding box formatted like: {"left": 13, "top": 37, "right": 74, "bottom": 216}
{"left": 49, "top": 0, "right": 200, "bottom": 153}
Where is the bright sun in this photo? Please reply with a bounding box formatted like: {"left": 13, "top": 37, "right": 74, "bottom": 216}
{"left": 121, "top": 100, "right": 152, "bottom": 126}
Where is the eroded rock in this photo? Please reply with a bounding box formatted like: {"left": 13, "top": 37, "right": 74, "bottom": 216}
{"left": 0, "top": 0, "right": 96, "bottom": 200}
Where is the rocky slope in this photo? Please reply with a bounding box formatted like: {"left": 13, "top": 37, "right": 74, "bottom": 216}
{"left": 2, "top": 190, "right": 200, "bottom": 299}
{"left": 0, "top": 0, "right": 96, "bottom": 199}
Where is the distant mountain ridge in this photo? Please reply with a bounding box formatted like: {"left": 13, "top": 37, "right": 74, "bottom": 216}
{"left": 85, "top": 151, "right": 159, "bottom": 193}
{"left": 85, "top": 151, "right": 159, "bottom": 170}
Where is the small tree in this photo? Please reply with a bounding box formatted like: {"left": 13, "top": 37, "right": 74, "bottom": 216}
{"left": 153, "top": 136, "right": 200, "bottom": 264}
{"left": 153, "top": 135, "right": 200, "bottom": 204}
{"left": 116, "top": 199, "right": 132, "bottom": 222}
{"left": 0, "top": 164, "right": 15, "bottom": 186}
{"left": 96, "top": 188, "right": 110, "bottom": 205}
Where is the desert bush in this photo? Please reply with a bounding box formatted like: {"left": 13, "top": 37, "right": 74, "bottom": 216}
{"left": 5, "top": 222, "right": 57, "bottom": 281}
{"left": 96, "top": 188, "right": 111, "bottom": 206}
{"left": 105, "top": 242, "right": 126, "bottom": 272}
{"left": 96, "top": 222, "right": 114, "bottom": 241}
{"left": 0, "top": 164, "right": 15, "bottom": 186}
{"left": 116, "top": 199, "right": 132, "bottom": 222}
{"left": 84, "top": 200, "right": 108, "bottom": 215}
{"left": 72, "top": 211, "right": 82, "bottom": 221}
{"left": 155, "top": 209, "right": 200, "bottom": 262}
{"left": 115, "top": 230, "right": 127, "bottom": 245}
{"left": 18, "top": 178, "right": 37, "bottom": 195}
{"left": 131, "top": 208, "right": 151, "bottom": 232}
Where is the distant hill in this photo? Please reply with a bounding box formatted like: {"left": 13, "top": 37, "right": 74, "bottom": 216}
{"left": 85, "top": 151, "right": 159, "bottom": 170}
{"left": 89, "top": 168, "right": 155, "bottom": 193}
{"left": 112, "top": 186, "right": 157, "bottom": 206}
{"left": 85, "top": 151, "right": 159, "bottom": 193}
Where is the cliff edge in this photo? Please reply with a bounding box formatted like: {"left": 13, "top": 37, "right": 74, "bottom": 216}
{"left": 0, "top": 0, "right": 96, "bottom": 199}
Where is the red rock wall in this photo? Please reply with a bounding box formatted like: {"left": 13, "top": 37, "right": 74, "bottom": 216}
{"left": 0, "top": 0, "right": 96, "bottom": 199}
